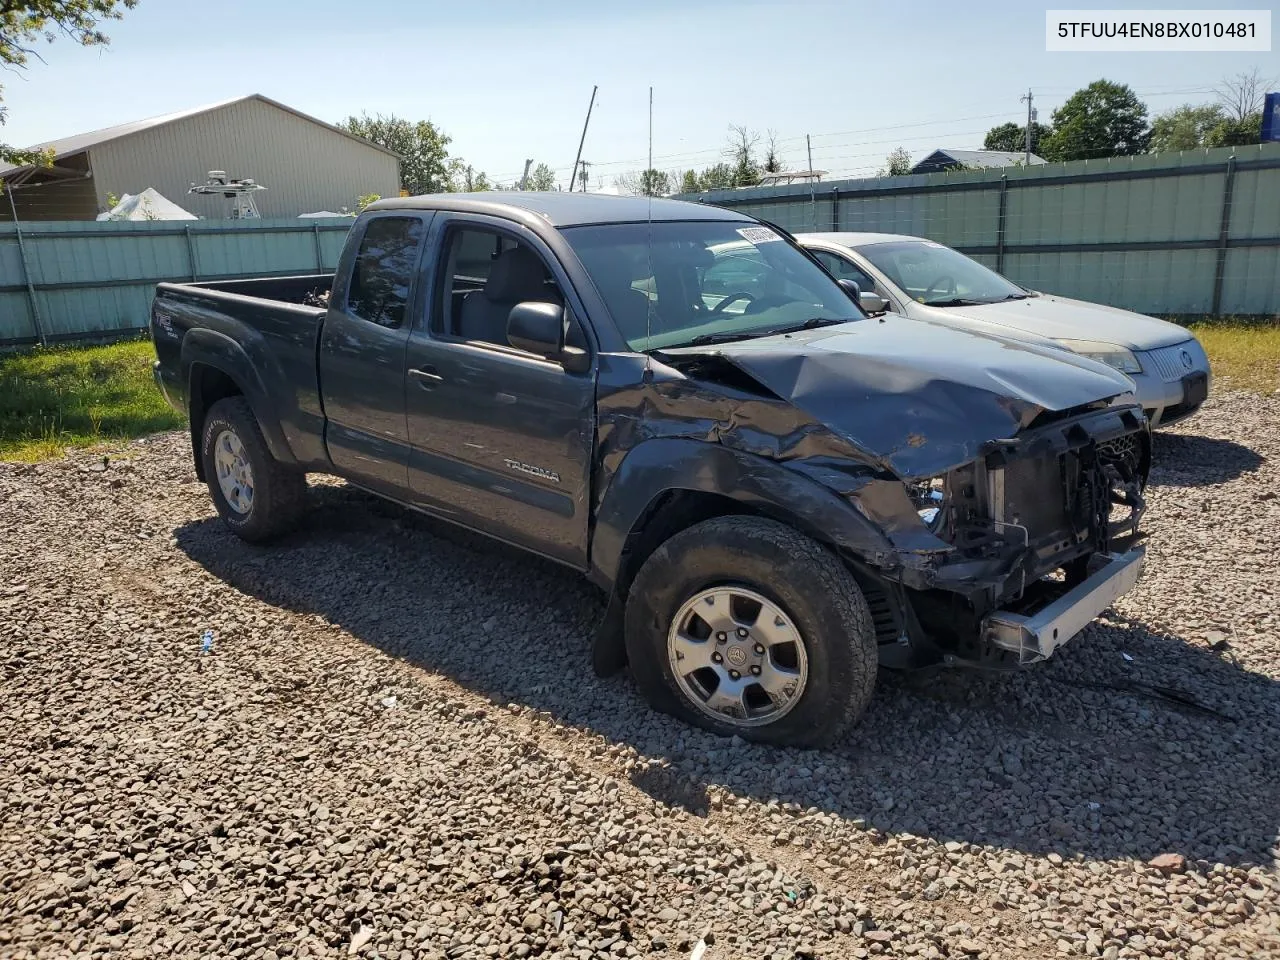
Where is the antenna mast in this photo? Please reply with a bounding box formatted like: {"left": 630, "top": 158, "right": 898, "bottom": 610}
{"left": 570, "top": 85, "right": 598, "bottom": 192}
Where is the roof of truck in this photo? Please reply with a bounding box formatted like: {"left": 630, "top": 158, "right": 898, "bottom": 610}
{"left": 367, "top": 191, "right": 755, "bottom": 227}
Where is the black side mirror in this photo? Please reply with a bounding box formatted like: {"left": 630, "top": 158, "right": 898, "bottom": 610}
{"left": 508, "top": 301, "right": 564, "bottom": 356}
{"left": 507, "top": 302, "right": 591, "bottom": 373}
{"left": 838, "top": 278, "right": 862, "bottom": 300}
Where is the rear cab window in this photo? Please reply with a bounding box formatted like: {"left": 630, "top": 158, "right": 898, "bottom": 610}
{"left": 346, "top": 217, "right": 425, "bottom": 328}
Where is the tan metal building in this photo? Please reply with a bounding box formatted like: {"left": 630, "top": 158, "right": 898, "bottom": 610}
{"left": 0, "top": 95, "right": 400, "bottom": 221}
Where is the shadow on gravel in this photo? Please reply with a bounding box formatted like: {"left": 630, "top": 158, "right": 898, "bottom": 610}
{"left": 175, "top": 483, "right": 1280, "bottom": 869}
{"left": 1149, "top": 432, "right": 1264, "bottom": 487}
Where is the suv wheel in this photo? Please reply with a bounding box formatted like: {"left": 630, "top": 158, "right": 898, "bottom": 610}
{"left": 200, "top": 397, "right": 306, "bottom": 542}
{"left": 624, "top": 516, "right": 878, "bottom": 747}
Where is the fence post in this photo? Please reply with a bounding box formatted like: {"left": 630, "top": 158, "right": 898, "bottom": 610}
{"left": 5, "top": 186, "right": 46, "bottom": 347}
{"left": 183, "top": 224, "right": 198, "bottom": 281}
{"left": 996, "top": 175, "right": 1008, "bottom": 275}
{"left": 312, "top": 222, "right": 324, "bottom": 271}
{"left": 830, "top": 187, "right": 840, "bottom": 232}
{"left": 1210, "top": 155, "right": 1237, "bottom": 318}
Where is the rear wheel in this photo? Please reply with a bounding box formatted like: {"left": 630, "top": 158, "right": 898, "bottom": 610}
{"left": 200, "top": 397, "right": 306, "bottom": 542}
{"left": 624, "top": 516, "right": 878, "bottom": 747}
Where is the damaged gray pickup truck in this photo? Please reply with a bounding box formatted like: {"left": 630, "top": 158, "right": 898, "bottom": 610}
{"left": 151, "top": 193, "right": 1149, "bottom": 746}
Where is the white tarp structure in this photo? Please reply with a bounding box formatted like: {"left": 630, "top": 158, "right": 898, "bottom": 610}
{"left": 96, "top": 188, "right": 198, "bottom": 221}
{"left": 297, "top": 210, "right": 349, "bottom": 218}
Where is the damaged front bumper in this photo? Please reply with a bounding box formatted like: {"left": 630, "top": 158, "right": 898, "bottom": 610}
{"left": 981, "top": 547, "right": 1145, "bottom": 664}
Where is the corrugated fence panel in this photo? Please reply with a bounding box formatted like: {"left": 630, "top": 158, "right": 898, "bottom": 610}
{"left": 1228, "top": 167, "right": 1280, "bottom": 240}
{"left": 681, "top": 142, "right": 1280, "bottom": 318}
{"left": 0, "top": 218, "right": 354, "bottom": 346}
{"left": 1220, "top": 247, "right": 1280, "bottom": 315}
{"left": 1005, "top": 249, "right": 1217, "bottom": 314}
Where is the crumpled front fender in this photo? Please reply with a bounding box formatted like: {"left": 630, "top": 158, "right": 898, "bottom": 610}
{"left": 588, "top": 437, "right": 941, "bottom": 592}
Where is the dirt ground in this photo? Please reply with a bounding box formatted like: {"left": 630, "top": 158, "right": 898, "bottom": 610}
{"left": 1, "top": 391, "right": 1277, "bottom": 960}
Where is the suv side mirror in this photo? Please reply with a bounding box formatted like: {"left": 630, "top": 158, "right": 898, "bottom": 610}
{"left": 507, "top": 301, "right": 590, "bottom": 373}
{"left": 838, "top": 278, "right": 862, "bottom": 300}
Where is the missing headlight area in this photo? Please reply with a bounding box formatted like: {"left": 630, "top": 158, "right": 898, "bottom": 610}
{"left": 885, "top": 409, "right": 1150, "bottom": 668}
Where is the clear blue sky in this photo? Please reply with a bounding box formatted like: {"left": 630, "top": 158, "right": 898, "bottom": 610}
{"left": 3, "top": 0, "right": 1277, "bottom": 187}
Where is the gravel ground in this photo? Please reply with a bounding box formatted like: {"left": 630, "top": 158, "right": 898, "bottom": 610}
{"left": 2, "top": 390, "right": 1278, "bottom": 960}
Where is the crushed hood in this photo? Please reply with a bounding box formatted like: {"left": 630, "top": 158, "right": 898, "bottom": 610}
{"left": 661, "top": 314, "right": 1136, "bottom": 477}
{"left": 927, "top": 293, "right": 1192, "bottom": 351}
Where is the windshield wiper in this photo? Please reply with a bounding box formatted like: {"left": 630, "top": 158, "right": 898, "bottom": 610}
{"left": 996, "top": 292, "right": 1031, "bottom": 301}
{"left": 684, "top": 317, "right": 847, "bottom": 347}
{"left": 924, "top": 297, "right": 987, "bottom": 307}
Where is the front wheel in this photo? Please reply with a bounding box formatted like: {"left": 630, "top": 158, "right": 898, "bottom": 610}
{"left": 624, "top": 516, "right": 878, "bottom": 747}
{"left": 200, "top": 397, "right": 306, "bottom": 542}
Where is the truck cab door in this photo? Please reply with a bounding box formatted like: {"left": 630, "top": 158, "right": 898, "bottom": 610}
{"left": 403, "top": 214, "right": 596, "bottom": 569}
{"left": 319, "top": 212, "right": 433, "bottom": 496}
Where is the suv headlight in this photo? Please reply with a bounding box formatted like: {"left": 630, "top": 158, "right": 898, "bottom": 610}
{"left": 1053, "top": 339, "right": 1142, "bottom": 375}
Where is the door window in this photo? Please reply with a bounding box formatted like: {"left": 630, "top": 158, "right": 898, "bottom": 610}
{"left": 812, "top": 250, "right": 878, "bottom": 294}
{"left": 435, "top": 226, "right": 573, "bottom": 349}
{"left": 346, "top": 217, "right": 424, "bottom": 328}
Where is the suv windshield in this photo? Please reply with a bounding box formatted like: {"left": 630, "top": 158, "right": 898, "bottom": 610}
{"left": 563, "top": 221, "right": 863, "bottom": 350}
{"left": 856, "top": 240, "right": 1028, "bottom": 306}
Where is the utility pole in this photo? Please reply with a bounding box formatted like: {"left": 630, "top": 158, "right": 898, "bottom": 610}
{"left": 578, "top": 161, "right": 591, "bottom": 192}
{"left": 806, "top": 134, "right": 814, "bottom": 174}
{"left": 1020, "top": 89, "right": 1035, "bottom": 163}
{"left": 570, "top": 85, "right": 598, "bottom": 192}
{"left": 519, "top": 158, "right": 532, "bottom": 191}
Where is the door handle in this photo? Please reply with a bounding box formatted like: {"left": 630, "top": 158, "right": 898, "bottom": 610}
{"left": 408, "top": 366, "right": 445, "bottom": 387}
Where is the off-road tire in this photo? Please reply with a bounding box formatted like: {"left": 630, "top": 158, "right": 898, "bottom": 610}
{"left": 624, "top": 515, "right": 878, "bottom": 747}
{"left": 200, "top": 397, "right": 306, "bottom": 543}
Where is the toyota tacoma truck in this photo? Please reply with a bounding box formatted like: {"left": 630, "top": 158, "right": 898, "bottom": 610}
{"left": 151, "top": 193, "right": 1149, "bottom": 747}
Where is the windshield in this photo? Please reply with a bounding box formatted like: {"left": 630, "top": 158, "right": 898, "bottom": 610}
{"left": 562, "top": 220, "right": 863, "bottom": 350}
{"left": 856, "top": 240, "right": 1028, "bottom": 306}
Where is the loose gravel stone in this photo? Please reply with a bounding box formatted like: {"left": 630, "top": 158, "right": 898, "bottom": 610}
{"left": 1, "top": 391, "right": 1279, "bottom": 959}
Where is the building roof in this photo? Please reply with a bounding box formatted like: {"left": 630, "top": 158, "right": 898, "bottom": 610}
{"left": 369, "top": 191, "right": 755, "bottom": 227}
{"left": 910, "top": 148, "right": 1046, "bottom": 173}
{"left": 0, "top": 94, "right": 398, "bottom": 178}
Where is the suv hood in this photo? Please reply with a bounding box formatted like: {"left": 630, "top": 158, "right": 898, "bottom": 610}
{"left": 662, "top": 314, "right": 1135, "bottom": 477}
{"left": 928, "top": 293, "right": 1191, "bottom": 351}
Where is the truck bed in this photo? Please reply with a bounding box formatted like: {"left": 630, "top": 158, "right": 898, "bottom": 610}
{"left": 151, "top": 273, "right": 337, "bottom": 472}
{"left": 177, "top": 273, "right": 334, "bottom": 306}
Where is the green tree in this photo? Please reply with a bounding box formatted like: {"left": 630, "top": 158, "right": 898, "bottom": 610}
{"left": 763, "top": 130, "right": 783, "bottom": 174}
{"left": 525, "top": 162, "right": 556, "bottom": 191}
{"left": 339, "top": 113, "right": 451, "bottom": 195}
{"left": 1205, "top": 113, "right": 1263, "bottom": 148}
{"left": 2, "top": 1, "right": 136, "bottom": 167}
{"left": 1148, "top": 104, "right": 1226, "bottom": 153}
{"left": 643, "top": 169, "right": 669, "bottom": 196}
{"left": 983, "top": 120, "right": 1051, "bottom": 155}
{"left": 726, "top": 124, "right": 761, "bottom": 187}
{"left": 678, "top": 169, "right": 701, "bottom": 193}
{"left": 698, "top": 163, "right": 736, "bottom": 190}
{"left": 1040, "top": 79, "right": 1150, "bottom": 162}
{"left": 445, "top": 159, "right": 491, "bottom": 192}
{"left": 880, "top": 146, "right": 912, "bottom": 176}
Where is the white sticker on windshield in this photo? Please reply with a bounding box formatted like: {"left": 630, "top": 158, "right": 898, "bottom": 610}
{"left": 736, "top": 226, "right": 782, "bottom": 244}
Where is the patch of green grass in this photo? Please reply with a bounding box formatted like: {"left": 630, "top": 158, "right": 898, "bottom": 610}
{"left": 1189, "top": 322, "right": 1280, "bottom": 394}
{"left": 0, "top": 339, "right": 185, "bottom": 462}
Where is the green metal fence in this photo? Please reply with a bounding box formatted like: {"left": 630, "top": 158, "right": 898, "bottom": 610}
{"left": 0, "top": 218, "right": 353, "bottom": 348}
{"left": 678, "top": 143, "right": 1280, "bottom": 319}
